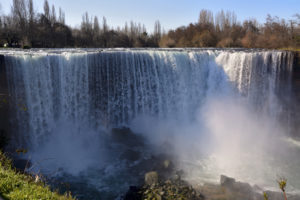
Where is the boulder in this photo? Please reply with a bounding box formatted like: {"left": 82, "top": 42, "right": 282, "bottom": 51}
{"left": 110, "top": 127, "right": 144, "bottom": 147}
{"left": 163, "top": 160, "right": 170, "bottom": 168}
{"left": 145, "top": 171, "right": 159, "bottom": 185}
{"left": 220, "top": 175, "right": 236, "bottom": 187}
{"left": 220, "top": 175, "right": 258, "bottom": 200}
{"left": 120, "top": 149, "right": 141, "bottom": 161}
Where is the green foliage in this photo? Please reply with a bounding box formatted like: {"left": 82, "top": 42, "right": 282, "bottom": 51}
{"left": 277, "top": 177, "right": 288, "bottom": 200}
{"left": 263, "top": 192, "right": 269, "bottom": 200}
{"left": 277, "top": 178, "right": 287, "bottom": 192}
{"left": 0, "top": 151, "right": 75, "bottom": 200}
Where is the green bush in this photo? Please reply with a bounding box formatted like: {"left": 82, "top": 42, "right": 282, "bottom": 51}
{"left": 0, "top": 151, "right": 75, "bottom": 200}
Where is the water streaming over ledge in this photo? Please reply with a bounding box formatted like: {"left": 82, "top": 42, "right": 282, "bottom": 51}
{"left": 2, "top": 49, "right": 293, "bottom": 147}
{"left": 1, "top": 48, "right": 298, "bottom": 198}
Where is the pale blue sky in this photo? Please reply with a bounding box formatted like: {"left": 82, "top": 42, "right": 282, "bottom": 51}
{"left": 0, "top": 0, "right": 299, "bottom": 32}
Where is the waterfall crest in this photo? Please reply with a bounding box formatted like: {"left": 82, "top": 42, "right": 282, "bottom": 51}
{"left": 3, "top": 49, "right": 293, "bottom": 148}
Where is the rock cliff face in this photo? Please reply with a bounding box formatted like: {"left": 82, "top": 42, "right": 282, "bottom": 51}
{"left": 290, "top": 52, "right": 300, "bottom": 137}
{"left": 0, "top": 55, "right": 9, "bottom": 147}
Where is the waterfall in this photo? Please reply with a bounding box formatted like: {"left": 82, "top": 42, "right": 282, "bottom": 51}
{"left": 4, "top": 49, "right": 300, "bottom": 198}
{"left": 3, "top": 49, "right": 293, "bottom": 148}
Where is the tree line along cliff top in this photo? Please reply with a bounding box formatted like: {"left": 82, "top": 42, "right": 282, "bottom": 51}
{"left": 0, "top": 0, "right": 299, "bottom": 49}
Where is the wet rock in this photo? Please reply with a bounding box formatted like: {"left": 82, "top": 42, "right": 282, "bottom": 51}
{"left": 120, "top": 149, "right": 141, "bottom": 161}
{"left": 123, "top": 186, "right": 142, "bottom": 200}
{"left": 234, "top": 181, "right": 253, "bottom": 193}
{"left": 145, "top": 171, "right": 158, "bottom": 186}
{"left": 172, "top": 174, "right": 180, "bottom": 181}
{"left": 175, "top": 169, "right": 184, "bottom": 180}
{"left": 137, "top": 176, "right": 204, "bottom": 200}
{"left": 111, "top": 127, "right": 144, "bottom": 147}
{"left": 220, "top": 174, "right": 235, "bottom": 187}
{"left": 219, "top": 175, "right": 259, "bottom": 200}
{"left": 163, "top": 160, "right": 171, "bottom": 169}
{"left": 253, "top": 184, "right": 263, "bottom": 192}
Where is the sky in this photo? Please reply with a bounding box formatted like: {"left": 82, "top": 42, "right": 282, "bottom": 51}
{"left": 0, "top": 0, "right": 299, "bottom": 32}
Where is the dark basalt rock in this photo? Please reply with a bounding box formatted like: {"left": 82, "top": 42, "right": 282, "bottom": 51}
{"left": 110, "top": 127, "right": 144, "bottom": 147}
{"left": 120, "top": 149, "right": 141, "bottom": 161}
{"left": 220, "top": 174, "right": 235, "bottom": 187}
{"left": 0, "top": 55, "right": 10, "bottom": 149}
{"left": 123, "top": 186, "right": 142, "bottom": 200}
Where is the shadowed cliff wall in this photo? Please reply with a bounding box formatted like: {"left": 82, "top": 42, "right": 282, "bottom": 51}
{"left": 290, "top": 52, "right": 300, "bottom": 137}
{"left": 0, "top": 55, "right": 10, "bottom": 147}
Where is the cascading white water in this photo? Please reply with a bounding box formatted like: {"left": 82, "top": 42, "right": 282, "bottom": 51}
{"left": 3, "top": 49, "right": 292, "bottom": 147}
{"left": 2, "top": 49, "right": 298, "bottom": 198}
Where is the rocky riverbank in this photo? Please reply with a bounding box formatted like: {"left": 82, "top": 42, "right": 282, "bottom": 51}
{"left": 110, "top": 127, "right": 300, "bottom": 200}
{"left": 124, "top": 171, "right": 204, "bottom": 200}
{"left": 124, "top": 171, "right": 300, "bottom": 200}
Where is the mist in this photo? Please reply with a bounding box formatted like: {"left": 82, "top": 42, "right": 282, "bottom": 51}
{"left": 4, "top": 49, "right": 299, "bottom": 198}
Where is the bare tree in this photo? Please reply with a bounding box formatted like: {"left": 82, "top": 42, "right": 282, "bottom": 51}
{"left": 12, "top": 0, "right": 28, "bottom": 24}
{"left": 124, "top": 22, "right": 129, "bottom": 35}
{"left": 154, "top": 20, "right": 161, "bottom": 36}
{"left": 3, "top": 2, "right": 298, "bottom": 49}
{"left": 198, "top": 9, "right": 214, "bottom": 26}
{"left": 102, "top": 16, "right": 108, "bottom": 33}
{"left": 28, "top": 0, "right": 34, "bottom": 23}
{"left": 43, "top": 0, "right": 50, "bottom": 19}
{"left": 58, "top": 7, "right": 65, "bottom": 24}
{"left": 50, "top": 5, "right": 56, "bottom": 24}
{"left": 93, "top": 16, "right": 100, "bottom": 35}
{"left": 27, "top": 0, "right": 35, "bottom": 46}
{"left": 81, "top": 12, "right": 92, "bottom": 31}
{"left": 153, "top": 20, "right": 161, "bottom": 45}
{"left": 11, "top": 0, "right": 28, "bottom": 46}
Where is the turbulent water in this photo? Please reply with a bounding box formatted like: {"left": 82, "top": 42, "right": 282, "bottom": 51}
{"left": 2, "top": 48, "right": 299, "bottom": 199}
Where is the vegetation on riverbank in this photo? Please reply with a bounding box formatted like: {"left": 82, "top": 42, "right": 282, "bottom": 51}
{"left": 0, "top": 151, "right": 75, "bottom": 200}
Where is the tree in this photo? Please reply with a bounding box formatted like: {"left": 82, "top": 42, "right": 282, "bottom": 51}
{"left": 93, "top": 16, "right": 100, "bottom": 45}
{"left": 154, "top": 20, "right": 161, "bottom": 37}
{"left": 27, "top": 0, "right": 35, "bottom": 46}
{"left": 11, "top": 0, "right": 28, "bottom": 46}
{"left": 58, "top": 7, "right": 65, "bottom": 24}
{"left": 198, "top": 9, "right": 214, "bottom": 28}
{"left": 192, "top": 30, "right": 216, "bottom": 47}
{"left": 153, "top": 20, "right": 161, "bottom": 45}
{"left": 1, "top": 2, "right": 299, "bottom": 49}
{"left": 28, "top": 0, "right": 34, "bottom": 22}
{"left": 50, "top": 5, "right": 56, "bottom": 24}
{"left": 80, "top": 12, "right": 93, "bottom": 46}
{"left": 102, "top": 16, "right": 108, "bottom": 33}
{"left": 43, "top": 0, "right": 50, "bottom": 20}
{"left": 159, "top": 34, "right": 175, "bottom": 47}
